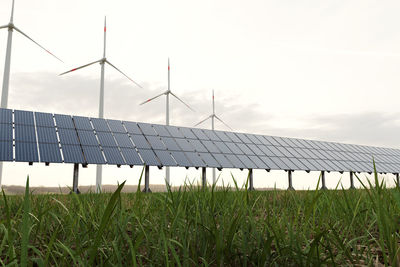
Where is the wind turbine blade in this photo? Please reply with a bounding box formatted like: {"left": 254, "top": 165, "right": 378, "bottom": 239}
{"left": 170, "top": 92, "right": 195, "bottom": 112}
{"left": 194, "top": 115, "right": 212, "bottom": 127}
{"left": 106, "top": 60, "right": 142, "bottom": 88}
{"left": 139, "top": 91, "right": 167, "bottom": 105}
{"left": 13, "top": 26, "right": 63, "bottom": 63}
{"left": 0, "top": 25, "right": 8, "bottom": 29}
{"left": 59, "top": 59, "right": 101, "bottom": 75}
{"left": 215, "top": 115, "right": 233, "bottom": 130}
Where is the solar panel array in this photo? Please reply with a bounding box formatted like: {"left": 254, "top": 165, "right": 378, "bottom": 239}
{"left": 1, "top": 108, "right": 399, "bottom": 174}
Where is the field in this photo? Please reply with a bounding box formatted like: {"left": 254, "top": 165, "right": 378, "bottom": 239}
{"left": 0, "top": 170, "right": 399, "bottom": 266}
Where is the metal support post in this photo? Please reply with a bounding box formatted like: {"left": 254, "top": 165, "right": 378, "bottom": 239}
{"left": 202, "top": 167, "right": 207, "bottom": 188}
{"left": 248, "top": 169, "right": 254, "bottom": 190}
{"left": 349, "top": 171, "right": 355, "bottom": 189}
{"left": 143, "top": 165, "right": 151, "bottom": 193}
{"left": 321, "top": 171, "right": 327, "bottom": 190}
{"left": 72, "top": 163, "right": 80, "bottom": 194}
{"left": 288, "top": 170, "right": 294, "bottom": 190}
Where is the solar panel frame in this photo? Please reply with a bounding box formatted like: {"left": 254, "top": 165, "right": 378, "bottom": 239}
{"left": 248, "top": 155, "right": 269, "bottom": 169}
{"left": 225, "top": 154, "right": 246, "bottom": 169}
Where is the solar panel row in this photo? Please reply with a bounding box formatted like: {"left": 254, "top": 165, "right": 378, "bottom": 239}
{"left": 0, "top": 108, "right": 399, "bottom": 174}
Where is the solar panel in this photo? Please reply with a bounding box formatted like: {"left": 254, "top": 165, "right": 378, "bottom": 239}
{"left": 170, "top": 151, "right": 191, "bottom": 167}
{"left": 191, "top": 128, "right": 209, "bottom": 140}
{"left": 0, "top": 109, "right": 12, "bottom": 124}
{"left": 102, "top": 147, "right": 125, "bottom": 165}
{"left": 167, "top": 126, "right": 184, "bottom": 138}
{"left": 0, "top": 124, "right": 12, "bottom": 141}
{"left": 120, "top": 148, "right": 143, "bottom": 165}
{"left": 202, "top": 129, "right": 221, "bottom": 141}
{"left": 214, "top": 131, "right": 231, "bottom": 142}
{"left": 35, "top": 112, "right": 55, "bottom": 127}
{"left": 225, "top": 154, "right": 246, "bottom": 169}
{"left": 160, "top": 137, "right": 180, "bottom": 151}
{"left": 82, "top": 146, "right": 105, "bottom": 164}
{"left": 137, "top": 149, "right": 160, "bottom": 166}
{"left": 214, "top": 141, "right": 232, "bottom": 154}
{"left": 0, "top": 141, "right": 13, "bottom": 161}
{"left": 185, "top": 152, "right": 205, "bottom": 167}
{"left": 96, "top": 132, "right": 118, "bottom": 147}
{"left": 38, "top": 143, "right": 62, "bottom": 163}
{"left": 130, "top": 134, "right": 151, "bottom": 149}
{"left": 14, "top": 110, "right": 34, "bottom": 125}
{"left": 175, "top": 138, "right": 195, "bottom": 152}
{"left": 146, "top": 136, "right": 166, "bottom": 150}
{"left": 259, "top": 156, "right": 278, "bottom": 169}
{"left": 15, "top": 142, "right": 38, "bottom": 162}
{"left": 179, "top": 127, "right": 197, "bottom": 139}
{"left": 107, "top": 120, "right": 126, "bottom": 133}
{"left": 77, "top": 130, "right": 99, "bottom": 146}
{"left": 198, "top": 152, "right": 220, "bottom": 168}
{"left": 61, "top": 145, "right": 85, "bottom": 163}
{"left": 236, "top": 155, "right": 257, "bottom": 169}
{"left": 152, "top": 125, "right": 171, "bottom": 137}
{"left": 154, "top": 150, "right": 176, "bottom": 166}
{"left": 187, "top": 139, "right": 208, "bottom": 152}
{"left": 14, "top": 125, "right": 36, "bottom": 142}
{"left": 236, "top": 143, "right": 254, "bottom": 155}
{"left": 201, "top": 140, "right": 220, "bottom": 153}
{"left": 225, "top": 142, "right": 243, "bottom": 154}
{"left": 124, "top": 121, "right": 142, "bottom": 135}
{"left": 236, "top": 133, "right": 252, "bottom": 144}
{"left": 73, "top": 116, "right": 93, "bottom": 130}
{"left": 225, "top": 132, "right": 241, "bottom": 143}
{"left": 58, "top": 128, "right": 80, "bottom": 145}
{"left": 54, "top": 114, "right": 75, "bottom": 129}
{"left": 213, "top": 153, "right": 234, "bottom": 168}
{"left": 91, "top": 118, "right": 110, "bottom": 132}
{"left": 113, "top": 133, "right": 134, "bottom": 148}
{"left": 248, "top": 155, "right": 269, "bottom": 169}
{"left": 246, "top": 134, "right": 263, "bottom": 145}
{"left": 36, "top": 127, "right": 58, "bottom": 143}
{"left": 137, "top": 123, "right": 157, "bottom": 136}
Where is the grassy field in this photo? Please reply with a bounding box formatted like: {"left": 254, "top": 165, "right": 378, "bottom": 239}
{"left": 0, "top": 169, "right": 399, "bottom": 266}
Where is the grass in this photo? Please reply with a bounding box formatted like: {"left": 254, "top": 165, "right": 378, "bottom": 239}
{"left": 0, "top": 167, "right": 399, "bottom": 266}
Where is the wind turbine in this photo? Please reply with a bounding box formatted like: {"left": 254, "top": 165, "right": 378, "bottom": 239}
{"left": 194, "top": 90, "right": 232, "bottom": 184}
{"left": 139, "top": 58, "right": 194, "bottom": 184}
{"left": 0, "top": 0, "right": 63, "bottom": 187}
{"left": 59, "top": 17, "right": 142, "bottom": 193}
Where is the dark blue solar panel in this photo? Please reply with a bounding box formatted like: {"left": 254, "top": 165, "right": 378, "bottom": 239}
{"left": 270, "top": 157, "right": 290, "bottom": 170}
{"left": 191, "top": 128, "right": 209, "bottom": 140}
{"left": 201, "top": 140, "right": 220, "bottom": 153}
{"left": 225, "top": 132, "right": 241, "bottom": 143}
{"left": 0, "top": 141, "right": 13, "bottom": 161}
{"left": 38, "top": 143, "right": 62, "bottom": 163}
{"left": 73, "top": 116, "right": 93, "bottom": 130}
{"left": 153, "top": 124, "right": 171, "bottom": 137}
{"left": 0, "top": 109, "right": 12, "bottom": 124}
{"left": 124, "top": 121, "right": 142, "bottom": 134}
{"left": 185, "top": 152, "right": 205, "bottom": 167}
{"left": 160, "top": 137, "right": 180, "bottom": 151}
{"left": 58, "top": 128, "right": 79, "bottom": 145}
{"left": 14, "top": 125, "right": 36, "bottom": 142}
{"left": 175, "top": 138, "right": 195, "bottom": 152}
{"left": 263, "top": 136, "right": 280, "bottom": 146}
{"left": 248, "top": 155, "right": 268, "bottom": 169}
{"left": 107, "top": 120, "right": 126, "bottom": 133}
{"left": 91, "top": 118, "right": 110, "bottom": 132}
{"left": 137, "top": 123, "right": 157, "bottom": 136}
{"left": 179, "top": 127, "right": 197, "bottom": 139}
{"left": 236, "top": 143, "right": 254, "bottom": 155}
{"left": 77, "top": 130, "right": 99, "bottom": 146}
{"left": 82, "top": 146, "right": 105, "bottom": 164}
{"left": 202, "top": 129, "right": 221, "bottom": 141}
{"left": 198, "top": 153, "right": 221, "bottom": 168}
{"left": 113, "top": 133, "right": 134, "bottom": 148}
{"left": 96, "top": 132, "right": 117, "bottom": 147}
{"left": 120, "top": 148, "right": 143, "bottom": 165}
{"left": 154, "top": 150, "right": 176, "bottom": 166}
{"left": 170, "top": 151, "right": 191, "bottom": 167}
{"left": 36, "top": 127, "right": 58, "bottom": 143}
{"left": 130, "top": 134, "right": 151, "bottom": 149}
{"left": 14, "top": 110, "right": 34, "bottom": 125}
{"left": 167, "top": 126, "right": 185, "bottom": 138}
{"left": 15, "top": 142, "right": 38, "bottom": 162}
{"left": 236, "top": 155, "right": 257, "bottom": 169}
{"left": 137, "top": 149, "right": 160, "bottom": 166}
{"left": 187, "top": 139, "right": 208, "bottom": 152}
{"left": 61, "top": 145, "right": 85, "bottom": 163}
{"left": 146, "top": 136, "right": 166, "bottom": 150}
{"left": 225, "top": 142, "right": 243, "bottom": 154}
{"left": 213, "top": 154, "right": 234, "bottom": 168}
{"left": 102, "top": 147, "right": 125, "bottom": 165}
{"left": 35, "top": 112, "right": 54, "bottom": 127}
{"left": 54, "top": 114, "right": 75, "bottom": 129}
{"left": 247, "top": 144, "right": 264, "bottom": 155}
{"left": 0, "top": 124, "right": 12, "bottom": 141}
{"left": 246, "top": 134, "right": 263, "bottom": 145}
{"left": 259, "top": 156, "right": 278, "bottom": 169}
{"left": 214, "top": 141, "right": 232, "bottom": 154}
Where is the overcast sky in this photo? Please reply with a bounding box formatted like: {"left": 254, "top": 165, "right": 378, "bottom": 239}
{"left": 1, "top": 0, "right": 399, "bottom": 189}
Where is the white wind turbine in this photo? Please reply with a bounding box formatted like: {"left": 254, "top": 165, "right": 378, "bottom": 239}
{"left": 139, "top": 58, "right": 194, "bottom": 184}
{"left": 0, "top": 0, "right": 63, "bottom": 187}
{"left": 59, "top": 17, "right": 142, "bottom": 193}
{"left": 194, "top": 90, "right": 232, "bottom": 184}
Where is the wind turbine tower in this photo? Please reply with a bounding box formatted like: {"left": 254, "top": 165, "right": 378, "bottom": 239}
{"left": 140, "top": 58, "right": 195, "bottom": 184}
{"left": 194, "top": 90, "right": 232, "bottom": 184}
{"left": 0, "top": 0, "right": 63, "bottom": 186}
{"left": 60, "top": 17, "right": 142, "bottom": 193}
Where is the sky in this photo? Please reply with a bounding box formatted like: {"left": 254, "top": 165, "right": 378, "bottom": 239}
{"left": 0, "top": 0, "right": 399, "bottom": 190}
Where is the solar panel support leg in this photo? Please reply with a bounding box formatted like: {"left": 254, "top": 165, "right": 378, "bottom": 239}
{"left": 202, "top": 167, "right": 207, "bottom": 188}
{"left": 349, "top": 172, "right": 355, "bottom": 189}
{"left": 143, "top": 165, "right": 151, "bottom": 193}
{"left": 288, "top": 170, "right": 294, "bottom": 190}
{"left": 321, "top": 171, "right": 327, "bottom": 190}
{"left": 72, "top": 163, "right": 80, "bottom": 194}
{"left": 396, "top": 173, "right": 399, "bottom": 187}
{"left": 248, "top": 169, "right": 254, "bottom": 191}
